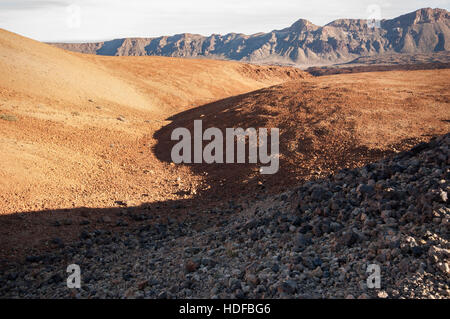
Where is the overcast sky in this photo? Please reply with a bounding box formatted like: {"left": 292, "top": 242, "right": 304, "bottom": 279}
{"left": 0, "top": 0, "right": 449, "bottom": 42}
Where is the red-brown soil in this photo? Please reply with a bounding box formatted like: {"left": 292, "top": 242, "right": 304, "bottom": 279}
{"left": 0, "top": 28, "right": 449, "bottom": 262}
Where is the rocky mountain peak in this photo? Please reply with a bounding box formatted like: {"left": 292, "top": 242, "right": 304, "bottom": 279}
{"left": 412, "top": 7, "right": 449, "bottom": 23}
{"left": 387, "top": 7, "right": 449, "bottom": 28}
{"left": 289, "top": 18, "right": 318, "bottom": 31}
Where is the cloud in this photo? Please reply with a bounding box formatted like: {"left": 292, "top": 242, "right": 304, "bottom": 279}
{"left": 0, "top": 0, "right": 70, "bottom": 11}
{"left": 0, "top": 0, "right": 449, "bottom": 42}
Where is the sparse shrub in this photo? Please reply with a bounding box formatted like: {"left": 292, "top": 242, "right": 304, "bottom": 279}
{"left": 226, "top": 248, "right": 238, "bottom": 258}
{"left": 0, "top": 114, "right": 18, "bottom": 122}
{"left": 225, "top": 243, "right": 238, "bottom": 258}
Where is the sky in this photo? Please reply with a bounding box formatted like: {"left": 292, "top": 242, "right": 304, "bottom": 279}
{"left": 0, "top": 0, "right": 449, "bottom": 42}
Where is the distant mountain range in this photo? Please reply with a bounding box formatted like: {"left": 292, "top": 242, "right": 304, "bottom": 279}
{"left": 52, "top": 8, "right": 450, "bottom": 66}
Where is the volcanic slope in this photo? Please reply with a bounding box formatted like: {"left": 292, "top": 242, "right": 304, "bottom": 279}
{"left": 0, "top": 29, "right": 449, "bottom": 261}
{"left": 154, "top": 69, "right": 450, "bottom": 200}
{"left": 0, "top": 28, "right": 308, "bottom": 214}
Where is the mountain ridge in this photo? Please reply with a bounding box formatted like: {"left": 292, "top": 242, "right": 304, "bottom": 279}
{"left": 50, "top": 8, "right": 450, "bottom": 66}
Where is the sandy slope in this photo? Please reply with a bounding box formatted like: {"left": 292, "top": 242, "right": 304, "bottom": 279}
{"left": 155, "top": 69, "right": 450, "bottom": 200}
{"left": 0, "top": 29, "right": 449, "bottom": 261}
{"left": 0, "top": 29, "right": 307, "bottom": 214}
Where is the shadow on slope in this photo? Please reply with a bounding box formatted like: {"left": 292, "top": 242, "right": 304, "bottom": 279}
{"left": 0, "top": 134, "right": 448, "bottom": 300}
{"left": 1, "top": 72, "right": 449, "bottom": 264}
{"left": 152, "top": 79, "right": 447, "bottom": 202}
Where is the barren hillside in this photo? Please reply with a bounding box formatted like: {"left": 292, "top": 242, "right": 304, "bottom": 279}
{"left": 0, "top": 27, "right": 449, "bottom": 300}
{"left": 0, "top": 28, "right": 449, "bottom": 263}
{"left": 0, "top": 28, "right": 307, "bottom": 215}
{"left": 154, "top": 70, "right": 450, "bottom": 199}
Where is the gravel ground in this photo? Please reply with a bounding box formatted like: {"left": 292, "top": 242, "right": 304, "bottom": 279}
{"left": 0, "top": 134, "right": 448, "bottom": 299}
